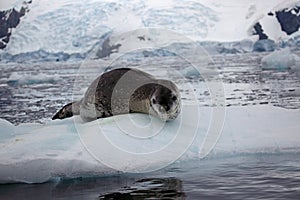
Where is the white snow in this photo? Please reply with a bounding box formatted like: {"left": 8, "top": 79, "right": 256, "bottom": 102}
{"left": 258, "top": 13, "right": 288, "bottom": 41}
{"left": 261, "top": 48, "right": 300, "bottom": 70}
{"left": 0, "top": 105, "right": 299, "bottom": 184}
{"left": 250, "top": 0, "right": 300, "bottom": 41}
{"left": 201, "top": 0, "right": 285, "bottom": 42}
{"left": 0, "top": 0, "right": 23, "bottom": 11}
{"left": 2, "top": 0, "right": 293, "bottom": 55}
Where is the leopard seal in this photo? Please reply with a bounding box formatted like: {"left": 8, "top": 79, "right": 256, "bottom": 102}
{"left": 52, "top": 68, "right": 181, "bottom": 122}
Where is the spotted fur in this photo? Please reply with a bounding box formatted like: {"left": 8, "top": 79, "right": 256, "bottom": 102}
{"left": 52, "top": 68, "right": 181, "bottom": 122}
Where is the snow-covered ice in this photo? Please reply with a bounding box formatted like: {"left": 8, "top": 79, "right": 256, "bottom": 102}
{"left": 0, "top": 105, "right": 299, "bottom": 184}
{"left": 180, "top": 66, "right": 201, "bottom": 78}
{"left": 261, "top": 48, "right": 300, "bottom": 70}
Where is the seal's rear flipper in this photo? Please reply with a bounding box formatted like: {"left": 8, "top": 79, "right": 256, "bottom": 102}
{"left": 52, "top": 101, "right": 81, "bottom": 120}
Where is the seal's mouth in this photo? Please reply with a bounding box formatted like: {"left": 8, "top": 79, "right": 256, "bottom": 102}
{"left": 151, "top": 104, "right": 180, "bottom": 121}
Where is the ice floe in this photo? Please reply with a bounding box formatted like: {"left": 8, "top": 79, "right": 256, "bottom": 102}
{"left": 0, "top": 105, "right": 299, "bottom": 184}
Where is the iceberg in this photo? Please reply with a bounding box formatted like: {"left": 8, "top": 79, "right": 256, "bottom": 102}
{"left": 0, "top": 105, "right": 299, "bottom": 184}
{"left": 253, "top": 39, "right": 276, "bottom": 52}
{"left": 180, "top": 66, "right": 201, "bottom": 78}
{"left": 261, "top": 48, "right": 300, "bottom": 70}
{"left": 0, "top": 104, "right": 203, "bottom": 184}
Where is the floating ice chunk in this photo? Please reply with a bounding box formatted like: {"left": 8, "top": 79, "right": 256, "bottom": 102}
{"left": 0, "top": 106, "right": 300, "bottom": 184}
{"left": 0, "top": 117, "right": 111, "bottom": 184}
{"left": 181, "top": 66, "right": 201, "bottom": 77}
{"left": 6, "top": 72, "right": 60, "bottom": 86}
{"left": 0, "top": 119, "right": 15, "bottom": 140}
{"left": 0, "top": 105, "right": 203, "bottom": 183}
{"left": 292, "top": 53, "right": 300, "bottom": 71}
{"left": 253, "top": 39, "right": 276, "bottom": 52}
{"left": 261, "top": 48, "right": 300, "bottom": 70}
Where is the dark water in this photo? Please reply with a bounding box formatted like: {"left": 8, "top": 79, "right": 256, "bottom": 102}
{"left": 1, "top": 154, "right": 300, "bottom": 199}
{"left": 0, "top": 52, "right": 300, "bottom": 199}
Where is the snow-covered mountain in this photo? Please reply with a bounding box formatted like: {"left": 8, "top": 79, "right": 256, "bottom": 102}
{"left": 2, "top": 0, "right": 218, "bottom": 55}
{"left": 0, "top": 1, "right": 31, "bottom": 49}
{"left": 0, "top": 0, "right": 299, "bottom": 62}
{"left": 251, "top": 1, "right": 300, "bottom": 41}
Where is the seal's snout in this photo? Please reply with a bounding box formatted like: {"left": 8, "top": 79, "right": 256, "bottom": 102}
{"left": 151, "top": 84, "right": 181, "bottom": 121}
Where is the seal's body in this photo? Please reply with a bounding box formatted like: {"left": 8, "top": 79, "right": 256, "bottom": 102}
{"left": 52, "top": 68, "right": 181, "bottom": 122}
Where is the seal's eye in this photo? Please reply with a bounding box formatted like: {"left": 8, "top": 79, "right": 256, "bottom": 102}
{"left": 172, "top": 96, "right": 177, "bottom": 101}
{"left": 152, "top": 99, "right": 157, "bottom": 104}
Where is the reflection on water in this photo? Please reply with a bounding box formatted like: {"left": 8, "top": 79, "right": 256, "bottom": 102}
{"left": 0, "top": 154, "right": 300, "bottom": 199}
{"left": 0, "top": 176, "right": 184, "bottom": 200}
{"left": 99, "top": 177, "right": 185, "bottom": 199}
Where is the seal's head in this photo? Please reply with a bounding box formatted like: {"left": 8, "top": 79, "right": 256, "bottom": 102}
{"left": 150, "top": 80, "right": 181, "bottom": 121}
